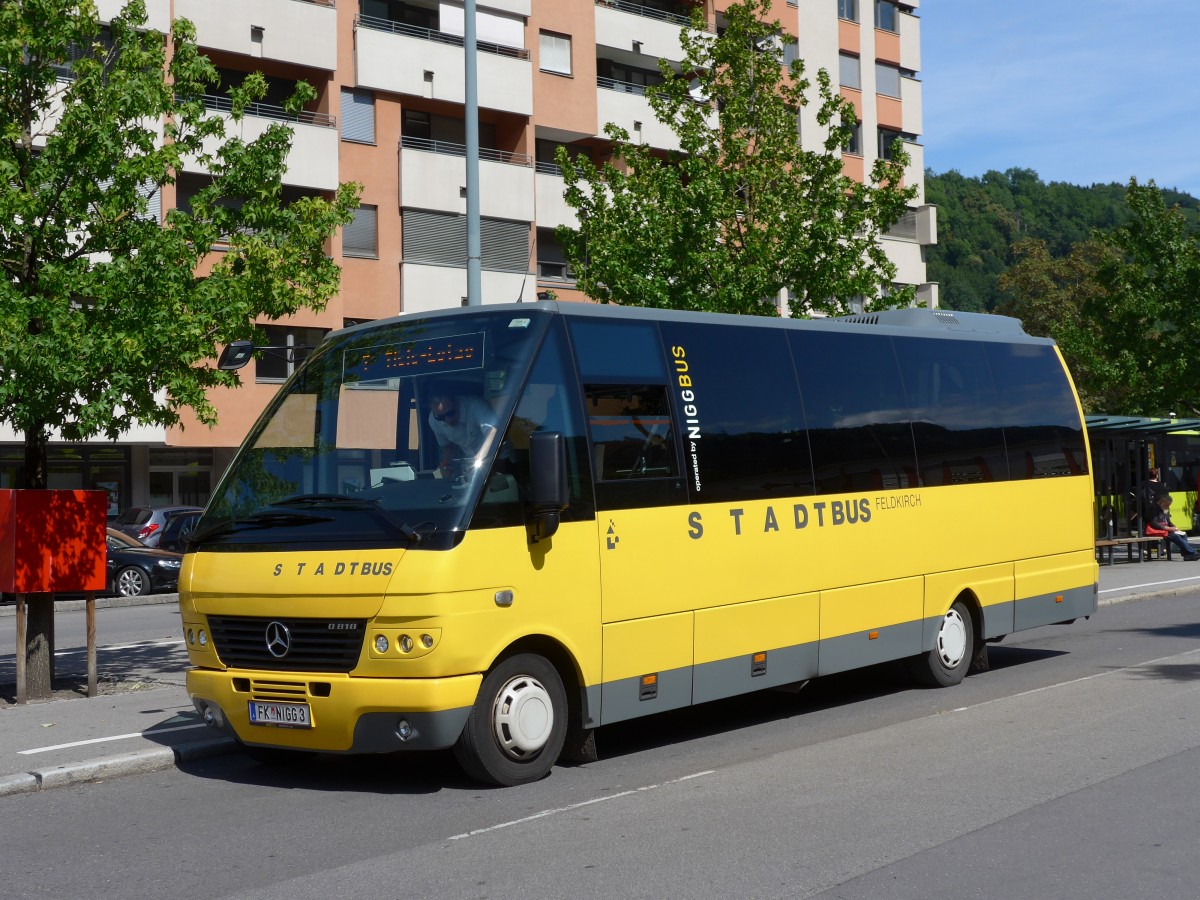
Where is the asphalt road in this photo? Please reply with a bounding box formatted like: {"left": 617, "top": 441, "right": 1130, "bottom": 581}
{"left": 2, "top": 587, "right": 1199, "bottom": 899}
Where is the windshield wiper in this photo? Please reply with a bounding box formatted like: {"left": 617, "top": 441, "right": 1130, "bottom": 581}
{"left": 189, "top": 510, "right": 335, "bottom": 544}
{"left": 272, "top": 494, "right": 424, "bottom": 544}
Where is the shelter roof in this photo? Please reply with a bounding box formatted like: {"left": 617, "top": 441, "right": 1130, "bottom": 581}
{"left": 1085, "top": 414, "right": 1200, "bottom": 435}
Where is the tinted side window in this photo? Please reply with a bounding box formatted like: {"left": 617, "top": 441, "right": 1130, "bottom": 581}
{"left": 987, "top": 343, "right": 1088, "bottom": 479}
{"left": 568, "top": 319, "right": 668, "bottom": 382}
{"left": 893, "top": 337, "right": 1008, "bottom": 485}
{"left": 658, "top": 321, "right": 812, "bottom": 502}
{"left": 472, "top": 320, "right": 595, "bottom": 529}
{"left": 583, "top": 384, "right": 684, "bottom": 509}
{"left": 790, "top": 330, "right": 916, "bottom": 493}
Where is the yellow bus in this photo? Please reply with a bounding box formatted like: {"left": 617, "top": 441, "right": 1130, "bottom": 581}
{"left": 181, "top": 301, "right": 1097, "bottom": 785}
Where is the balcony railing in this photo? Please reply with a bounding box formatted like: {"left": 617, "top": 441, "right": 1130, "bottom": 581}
{"left": 884, "top": 210, "right": 918, "bottom": 241}
{"left": 535, "top": 161, "right": 563, "bottom": 176}
{"left": 201, "top": 94, "right": 336, "bottom": 128}
{"left": 400, "top": 135, "right": 532, "bottom": 166}
{"left": 595, "top": 0, "right": 704, "bottom": 30}
{"left": 357, "top": 15, "right": 531, "bottom": 60}
{"left": 597, "top": 76, "right": 653, "bottom": 96}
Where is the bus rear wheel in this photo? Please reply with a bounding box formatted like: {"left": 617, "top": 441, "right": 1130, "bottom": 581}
{"left": 454, "top": 653, "right": 567, "bottom": 787}
{"left": 908, "top": 600, "right": 974, "bottom": 687}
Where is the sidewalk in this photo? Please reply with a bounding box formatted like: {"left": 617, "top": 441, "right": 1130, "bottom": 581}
{"left": 2, "top": 557, "right": 1198, "bottom": 798}
{"left": 0, "top": 593, "right": 237, "bottom": 797}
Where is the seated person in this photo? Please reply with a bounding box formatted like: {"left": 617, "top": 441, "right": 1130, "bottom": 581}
{"left": 1144, "top": 494, "right": 1200, "bottom": 561}
{"left": 427, "top": 383, "right": 497, "bottom": 477}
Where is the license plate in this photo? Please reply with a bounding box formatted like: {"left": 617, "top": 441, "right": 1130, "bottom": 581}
{"left": 248, "top": 701, "right": 312, "bottom": 728}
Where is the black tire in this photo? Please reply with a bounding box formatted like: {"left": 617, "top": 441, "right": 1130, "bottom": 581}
{"left": 115, "top": 566, "right": 150, "bottom": 597}
{"left": 454, "top": 653, "right": 567, "bottom": 787}
{"left": 908, "top": 599, "right": 974, "bottom": 687}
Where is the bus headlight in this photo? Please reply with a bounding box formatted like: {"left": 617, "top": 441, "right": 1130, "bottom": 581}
{"left": 399, "top": 634, "right": 414, "bottom": 653}
{"left": 374, "top": 634, "right": 389, "bottom": 654}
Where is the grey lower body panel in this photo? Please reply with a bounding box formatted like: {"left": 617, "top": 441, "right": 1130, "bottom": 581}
{"left": 1014, "top": 583, "right": 1097, "bottom": 632}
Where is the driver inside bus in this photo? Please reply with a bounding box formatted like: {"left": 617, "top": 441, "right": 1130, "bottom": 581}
{"left": 427, "top": 383, "right": 498, "bottom": 478}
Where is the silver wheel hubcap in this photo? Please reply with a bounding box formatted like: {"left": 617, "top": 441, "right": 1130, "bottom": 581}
{"left": 492, "top": 674, "right": 553, "bottom": 760}
{"left": 118, "top": 570, "right": 144, "bottom": 596}
{"left": 936, "top": 608, "right": 968, "bottom": 668}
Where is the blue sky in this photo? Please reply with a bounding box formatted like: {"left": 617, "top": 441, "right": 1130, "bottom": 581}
{"left": 919, "top": 1, "right": 1200, "bottom": 197}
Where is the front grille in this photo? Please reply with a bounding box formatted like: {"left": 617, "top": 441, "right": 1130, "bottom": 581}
{"left": 208, "top": 616, "right": 367, "bottom": 672}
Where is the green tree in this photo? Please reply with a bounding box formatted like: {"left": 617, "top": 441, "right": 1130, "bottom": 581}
{"left": 997, "top": 181, "right": 1200, "bottom": 416}
{"left": 0, "top": 0, "right": 359, "bottom": 698}
{"left": 0, "top": 0, "right": 359, "bottom": 486}
{"left": 1085, "top": 180, "right": 1200, "bottom": 415}
{"left": 996, "top": 237, "right": 1120, "bottom": 411}
{"left": 556, "top": 0, "right": 915, "bottom": 317}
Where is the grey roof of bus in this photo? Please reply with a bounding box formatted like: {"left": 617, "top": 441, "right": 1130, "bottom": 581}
{"left": 328, "top": 299, "right": 1039, "bottom": 345}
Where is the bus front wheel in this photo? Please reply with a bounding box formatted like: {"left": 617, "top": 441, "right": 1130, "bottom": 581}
{"left": 454, "top": 653, "right": 567, "bottom": 787}
{"left": 908, "top": 600, "right": 974, "bottom": 688}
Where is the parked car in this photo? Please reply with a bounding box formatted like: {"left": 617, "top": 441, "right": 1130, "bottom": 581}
{"left": 111, "top": 505, "right": 204, "bottom": 548}
{"left": 157, "top": 508, "right": 203, "bottom": 552}
{"left": 106, "top": 528, "right": 183, "bottom": 597}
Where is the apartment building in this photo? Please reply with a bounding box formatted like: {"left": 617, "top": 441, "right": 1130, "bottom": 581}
{"left": 0, "top": 0, "right": 935, "bottom": 512}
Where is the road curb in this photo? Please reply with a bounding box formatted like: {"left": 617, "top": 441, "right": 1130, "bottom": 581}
{"left": 0, "top": 594, "right": 179, "bottom": 617}
{"left": 0, "top": 736, "right": 238, "bottom": 798}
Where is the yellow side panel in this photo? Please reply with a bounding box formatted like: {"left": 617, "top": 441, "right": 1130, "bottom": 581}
{"left": 694, "top": 593, "right": 818, "bottom": 666}
{"left": 602, "top": 612, "right": 693, "bottom": 683}
{"left": 820, "top": 576, "right": 923, "bottom": 640}
{"left": 925, "top": 563, "right": 1014, "bottom": 618}
{"left": 1015, "top": 549, "right": 1097, "bottom": 598}
{"left": 597, "top": 474, "right": 1094, "bottom": 627}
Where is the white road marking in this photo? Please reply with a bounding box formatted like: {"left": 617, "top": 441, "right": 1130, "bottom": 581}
{"left": 19, "top": 723, "right": 207, "bottom": 755}
{"left": 1099, "top": 574, "right": 1200, "bottom": 595}
{"left": 53, "top": 639, "right": 185, "bottom": 657}
{"left": 447, "top": 770, "right": 715, "bottom": 841}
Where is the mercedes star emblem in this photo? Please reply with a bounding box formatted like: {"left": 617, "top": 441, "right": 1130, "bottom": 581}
{"left": 265, "top": 621, "right": 292, "bottom": 658}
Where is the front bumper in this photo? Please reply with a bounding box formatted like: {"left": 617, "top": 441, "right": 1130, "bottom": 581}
{"left": 187, "top": 667, "right": 481, "bottom": 754}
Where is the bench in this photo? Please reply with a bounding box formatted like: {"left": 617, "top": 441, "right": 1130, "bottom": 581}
{"left": 1095, "top": 535, "right": 1171, "bottom": 565}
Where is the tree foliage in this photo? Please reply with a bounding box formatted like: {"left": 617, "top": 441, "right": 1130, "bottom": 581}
{"left": 556, "top": 0, "right": 916, "bottom": 317}
{"left": 997, "top": 181, "right": 1200, "bottom": 416}
{"left": 0, "top": 0, "right": 360, "bottom": 486}
{"left": 927, "top": 166, "right": 1200, "bottom": 313}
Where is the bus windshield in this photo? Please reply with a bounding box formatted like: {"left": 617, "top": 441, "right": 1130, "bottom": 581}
{"left": 195, "top": 310, "right": 550, "bottom": 548}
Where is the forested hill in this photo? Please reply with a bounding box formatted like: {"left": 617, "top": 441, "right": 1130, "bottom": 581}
{"left": 925, "top": 168, "right": 1200, "bottom": 313}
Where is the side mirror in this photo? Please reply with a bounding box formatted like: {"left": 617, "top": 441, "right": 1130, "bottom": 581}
{"left": 217, "top": 340, "right": 255, "bottom": 371}
{"left": 527, "top": 431, "right": 569, "bottom": 544}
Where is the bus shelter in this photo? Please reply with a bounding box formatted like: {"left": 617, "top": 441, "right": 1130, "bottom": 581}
{"left": 1085, "top": 415, "right": 1200, "bottom": 540}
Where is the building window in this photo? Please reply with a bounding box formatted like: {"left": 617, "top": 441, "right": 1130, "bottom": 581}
{"left": 343, "top": 205, "right": 378, "bottom": 258}
{"left": 878, "top": 128, "right": 903, "bottom": 160}
{"left": 875, "top": 0, "right": 899, "bottom": 32}
{"left": 402, "top": 209, "right": 530, "bottom": 273}
{"left": 838, "top": 0, "right": 857, "bottom": 22}
{"left": 540, "top": 31, "right": 572, "bottom": 76}
{"left": 340, "top": 88, "right": 375, "bottom": 144}
{"left": 255, "top": 325, "right": 329, "bottom": 382}
{"left": 875, "top": 62, "right": 900, "bottom": 98}
{"left": 839, "top": 53, "right": 861, "bottom": 89}
{"left": 847, "top": 122, "right": 862, "bottom": 155}
{"left": 537, "top": 228, "right": 575, "bottom": 281}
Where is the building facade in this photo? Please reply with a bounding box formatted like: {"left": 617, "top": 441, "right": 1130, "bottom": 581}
{"left": 0, "top": 0, "right": 935, "bottom": 513}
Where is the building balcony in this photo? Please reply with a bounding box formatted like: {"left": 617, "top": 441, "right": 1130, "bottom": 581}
{"left": 900, "top": 74, "right": 923, "bottom": 136}
{"left": 355, "top": 15, "right": 532, "bottom": 116}
{"left": 595, "top": 0, "right": 700, "bottom": 65}
{"left": 96, "top": 0, "right": 171, "bottom": 31}
{"left": 399, "top": 137, "right": 534, "bottom": 221}
{"left": 883, "top": 204, "right": 937, "bottom": 246}
{"left": 535, "top": 169, "right": 578, "bottom": 229}
{"left": 401, "top": 264, "right": 535, "bottom": 314}
{"left": 183, "top": 98, "right": 339, "bottom": 191}
{"left": 596, "top": 78, "right": 680, "bottom": 151}
{"left": 175, "top": 0, "right": 337, "bottom": 71}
